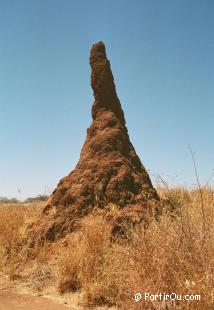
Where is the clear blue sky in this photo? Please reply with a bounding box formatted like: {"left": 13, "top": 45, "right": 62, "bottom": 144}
{"left": 0, "top": 0, "right": 213, "bottom": 199}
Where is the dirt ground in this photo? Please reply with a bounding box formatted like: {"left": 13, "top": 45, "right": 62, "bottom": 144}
{"left": 0, "top": 288, "right": 73, "bottom": 310}
{"left": 0, "top": 277, "right": 115, "bottom": 310}
{"left": 0, "top": 276, "right": 82, "bottom": 310}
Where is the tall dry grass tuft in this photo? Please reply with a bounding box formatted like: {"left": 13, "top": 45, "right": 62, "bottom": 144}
{"left": 0, "top": 202, "right": 43, "bottom": 278}
{"left": 56, "top": 216, "right": 111, "bottom": 297}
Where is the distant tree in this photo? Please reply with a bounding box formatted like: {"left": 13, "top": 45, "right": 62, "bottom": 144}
{"left": 24, "top": 195, "right": 48, "bottom": 203}
{"left": 0, "top": 197, "right": 20, "bottom": 203}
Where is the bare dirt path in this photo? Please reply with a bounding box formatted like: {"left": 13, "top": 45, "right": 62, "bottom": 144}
{"left": 0, "top": 276, "right": 80, "bottom": 310}
{"left": 0, "top": 288, "right": 74, "bottom": 310}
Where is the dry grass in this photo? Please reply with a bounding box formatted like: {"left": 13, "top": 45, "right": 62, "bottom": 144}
{"left": 0, "top": 187, "right": 213, "bottom": 309}
{"left": 0, "top": 202, "right": 43, "bottom": 278}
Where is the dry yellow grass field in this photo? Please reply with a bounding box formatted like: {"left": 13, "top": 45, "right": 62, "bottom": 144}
{"left": 0, "top": 187, "right": 213, "bottom": 309}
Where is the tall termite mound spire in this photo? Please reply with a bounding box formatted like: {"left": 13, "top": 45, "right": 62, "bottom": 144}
{"left": 90, "top": 42, "right": 125, "bottom": 125}
{"left": 34, "top": 42, "right": 159, "bottom": 242}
